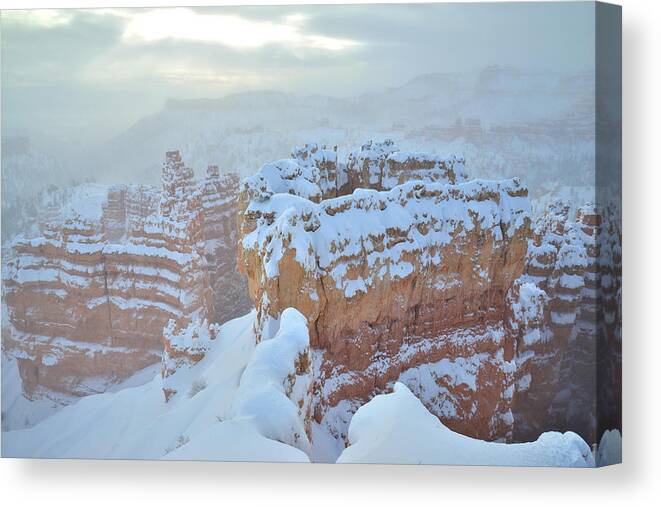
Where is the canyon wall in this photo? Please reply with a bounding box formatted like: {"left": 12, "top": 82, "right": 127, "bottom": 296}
{"left": 201, "top": 166, "right": 253, "bottom": 323}
{"left": 510, "top": 201, "right": 622, "bottom": 444}
{"left": 2, "top": 151, "right": 250, "bottom": 400}
{"left": 237, "top": 141, "right": 620, "bottom": 446}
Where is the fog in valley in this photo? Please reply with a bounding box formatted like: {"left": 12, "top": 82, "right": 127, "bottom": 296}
{"left": 2, "top": 2, "right": 597, "bottom": 241}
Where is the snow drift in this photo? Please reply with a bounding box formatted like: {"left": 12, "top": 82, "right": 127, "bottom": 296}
{"left": 2, "top": 311, "right": 310, "bottom": 462}
{"left": 337, "top": 383, "right": 594, "bottom": 467}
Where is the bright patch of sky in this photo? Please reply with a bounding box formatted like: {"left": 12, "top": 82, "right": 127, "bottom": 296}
{"left": 118, "top": 9, "right": 359, "bottom": 50}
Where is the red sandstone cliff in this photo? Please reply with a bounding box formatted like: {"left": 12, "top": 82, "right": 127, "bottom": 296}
{"left": 237, "top": 142, "right": 531, "bottom": 442}
{"left": 235, "top": 141, "right": 621, "bottom": 446}
{"left": 2, "top": 151, "right": 251, "bottom": 400}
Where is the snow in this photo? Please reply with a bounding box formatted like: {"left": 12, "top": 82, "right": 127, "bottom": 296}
{"left": 0, "top": 65, "right": 614, "bottom": 465}
{"left": 165, "top": 418, "right": 307, "bottom": 462}
{"left": 1, "top": 355, "right": 75, "bottom": 431}
{"left": 2, "top": 311, "right": 601, "bottom": 465}
{"left": 596, "top": 429, "right": 622, "bottom": 466}
{"left": 551, "top": 311, "right": 577, "bottom": 325}
{"left": 104, "top": 242, "right": 197, "bottom": 265}
{"left": 310, "top": 399, "right": 358, "bottom": 463}
{"left": 559, "top": 273, "right": 585, "bottom": 290}
{"left": 229, "top": 308, "right": 312, "bottom": 454}
{"left": 14, "top": 267, "right": 61, "bottom": 284}
{"left": 337, "top": 383, "right": 595, "bottom": 467}
{"left": 510, "top": 282, "right": 547, "bottom": 328}
{"left": 1, "top": 310, "right": 310, "bottom": 462}
{"left": 397, "top": 353, "right": 490, "bottom": 421}
{"left": 243, "top": 159, "right": 323, "bottom": 202}
{"left": 516, "top": 373, "right": 532, "bottom": 391}
{"left": 242, "top": 175, "right": 531, "bottom": 298}
{"left": 556, "top": 240, "right": 589, "bottom": 269}
{"left": 109, "top": 296, "right": 182, "bottom": 316}
{"left": 57, "top": 183, "right": 111, "bottom": 223}
{"left": 41, "top": 355, "right": 59, "bottom": 366}
{"left": 2, "top": 67, "right": 597, "bottom": 254}
{"left": 108, "top": 362, "right": 162, "bottom": 392}
{"left": 164, "top": 318, "right": 217, "bottom": 353}
{"left": 522, "top": 329, "right": 543, "bottom": 346}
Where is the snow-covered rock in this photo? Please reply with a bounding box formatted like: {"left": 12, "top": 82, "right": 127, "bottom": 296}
{"left": 596, "top": 429, "right": 622, "bottom": 466}
{"left": 238, "top": 142, "right": 531, "bottom": 445}
{"left": 229, "top": 308, "right": 313, "bottom": 455}
{"left": 510, "top": 200, "right": 622, "bottom": 444}
{"left": 345, "top": 140, "right": 467, "bottom": 193}
{"left": 2, "top": 150, "right": 250, "bottom": 405}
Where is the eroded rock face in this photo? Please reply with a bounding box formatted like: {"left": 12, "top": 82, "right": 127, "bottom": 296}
{"left": 238, "top": 141, "right": 531, "bottom": 442}
{"left": 3, "top": 209, "right": 165, "bottom": 398}
{"left": 509, "top": 201, "right": 622, "bottom": 444}
{"left": 343, "top": 139, "right": 468, "bottom": 193}
{"left": 201, "top": 166, "right": 252, "bottom": 323}
{"left": 102, "top": 184, "right": 160, "bottom": 242}
{"left": 240, "top": 141, "right": 468, "bottom": 205}
{"left": 3, "top": 137, "right": 621, "bottom": 451}
{"left": 2, "top": 151, "right": 250, "bottom": 400}
{"left": 161, "top": 317, "right": 219, "bottom": 401}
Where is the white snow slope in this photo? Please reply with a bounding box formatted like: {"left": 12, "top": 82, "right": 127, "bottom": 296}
{"left": 2, "top": 311, "right": 594, "bottom": 466}
{"left": 337, "top": 383, "right": 595, "bottom": 467}
{"left": 1, "top": 310, "right": 308, "bottom": 462}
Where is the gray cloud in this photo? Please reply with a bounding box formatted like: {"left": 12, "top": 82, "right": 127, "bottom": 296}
{"left": 1, "top": 3, "right": 595, "bottom": 145}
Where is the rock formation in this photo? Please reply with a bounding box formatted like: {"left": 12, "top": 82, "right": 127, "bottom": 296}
{"left": 200, "top": 166, "right": 252, "bottom": 323}
{"left": 236, "top": 141, "right": 621, "bottom": 448}
{"left": 2, "top": 138, "right": 621, "bottom": 452}
{"left": 3, "top": 213, "right": 149, "bottom": 399}
{"left": 343, "top": 139, "right": 468, "bottom": 193}
{"left": 161, "top": 317, "right": 219, "bottom": 401}
{"left": 101, "top": 184, "right": 160, "bottom": 242}
{"left": 2, "top": 151, "right": 250, "bottom": 401}
{"left": 238, "top": 141, "right": 531, "bottom": 442}
{"left": 510, "top": 201, "right": 622, "bottom": 444}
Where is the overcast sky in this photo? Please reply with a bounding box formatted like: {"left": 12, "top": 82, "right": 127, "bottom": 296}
{"left": 1, "top": 2, "right": 595, "bottom": 145}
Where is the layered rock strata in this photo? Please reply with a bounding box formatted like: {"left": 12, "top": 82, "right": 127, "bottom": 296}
{"left": 3, "top": 214, "right": 146, "bottom": 398}
{"left": 509, "top": 201, "right": 622, "bottom": 444}
{"left": 343, "top": 139, "right": 468, "bottom": 193}
{"left": 3, "top": 151, "right": 249, "bottom": 399}
{"left": 102, "top": 184, "right": 160, "bottom": 242}
{"left": 238, "top": 141, "right": 531, "bottom": 442}
{"left": 200, "top": 166, "right": 252, "bottom": 323}
{"left": 241, "top": 140, "right": 467, "bottom": 205}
